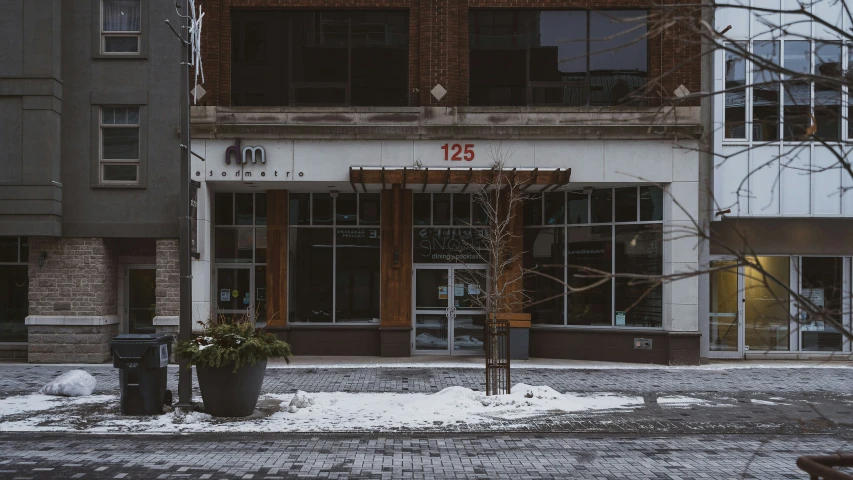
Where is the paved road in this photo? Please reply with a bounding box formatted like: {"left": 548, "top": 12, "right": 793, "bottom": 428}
{"left": 2, "top": 365, "right": 851, "bottom": 396}
{"left": 0, "top": 433, "right": 850, "bottom": 479}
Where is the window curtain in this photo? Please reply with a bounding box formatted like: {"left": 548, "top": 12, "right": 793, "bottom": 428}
{"left": 103, "top": 0, "right": 141, "bottom": 32}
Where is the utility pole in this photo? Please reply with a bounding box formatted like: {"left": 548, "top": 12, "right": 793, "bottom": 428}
{"left": 171, "top": 0, "right": 193, "bottom": 411}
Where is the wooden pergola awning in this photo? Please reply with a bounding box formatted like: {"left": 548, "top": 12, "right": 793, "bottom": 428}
{"left": 348, "top": 166, "right": 571, "bottom": 193}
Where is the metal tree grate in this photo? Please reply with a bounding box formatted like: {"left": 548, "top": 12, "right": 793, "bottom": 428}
{"left": 484, "top": 320, "right": 510, "bottom": 396}
{"left": 797, "top": 455, "right": 853, "bottom": 480}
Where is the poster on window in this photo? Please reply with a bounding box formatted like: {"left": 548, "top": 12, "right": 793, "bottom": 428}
{"left": 220, "top": 289, "right": 230, "bottom": 302}
{"left": 801, "top": 288, "right": 825, "bottom": 308}
{"left": 438, "top": 286, "right": 448, "bottom": 299}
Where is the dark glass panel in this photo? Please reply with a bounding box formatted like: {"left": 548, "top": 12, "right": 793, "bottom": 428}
{"left": 544, "top": 192, "right": 565, "bottom": 225}
{"left": 336, "top": 193, "right": 358, "bottom": 225}
{"left": 255, "top": 266, "right": 267, "bottom": 325}
{"left": 413, "top": 228, "right": 483, "bottom": 263}
{"left": 0, "top": 265, "right": 28, "bottom": 342}
{"left": 128, "top": 268, "right": 156, "bottom": 334}
{"left": 566, "top": 191, "right": 589, "bottom": 224}
{"left": 19, "top": 237, "right": 28, "bottom": 263}
{"left": 566, "top": 226, "right": 612, "bottom": 326}
{"left": 432, "top": 193, "right": 451, "bottom": 225}
{"left": 351, "top": 11, "right": 409, "bottom": 106}
{"left": 469, "top": 10, "right": 529, "bottom": 106}
{"left": 104, "top": 37, "right": 139, "bottom": 53}
{"left": 255, "top": 193, "right": 267, "bottom": 225}
{"left": 335, "top": 228, "right": 381, "bottom": 322}
{"left": 639, "top": 186, "right": 664, "bottom": 221}
{"left": 523, "top": 228, "right": 565, "bottom": 325}
{"left": 231, "top": 12, "right": 289, "bottom": 106}
{"left": 102, "top": 128, "right": 139, "bottom": 159}
{"left": 288, "top": 228, "right": 333, "bottom": 322}
{"left": 472, "top": 197, "right": 489, "bottom": 225}
{"left": 724, "top": 42, "right": 747, "bottom": 138}
{"left": 590, "top": 189, "right": 612, "bottom": 223}
{"left": 0, "top": 237, "right": 19, "bottom": 263}
{"left": 530, "top": 12, "right": 587, "bottom": 82}
{"left": 413, "top": 193, "right": 431, "bottom": 225}
{"left": 800, "top": 257, "right": 843, "bottom": 351}
{"left": 614, "top": 224, "right": 662, "bottom": 327}
{"left": 215, "top": 193, "right": 233, "bottom": 225}
{"left": 255, "top": 228, "right": 267, "bottom": 264}
{"left": 615, "top": 187, "right": 638, "bottom": 222}
{"left": 589, "top": 11, "right": 647, "bottom": 106}
{"left": 235, "top": 193, "right": 254, "bottom": 225}
{"left": 453, "top": 194, "right": 471, "bottom": 225}
{"left": 312, "top": 193, "right": 333, "bottom": 225}
{"left": 783, "top": 41, "right": 811, "bottom": 140}
{"left": 416, "top": 269, "right": 450, "bottom": 309}
{"left": 753, "top": 41, "right": 780, "bottom": 141}
{"left": 523, "top": 194, "right": 542, "bottom": 226}
{"left": 102, "top": 164, "right": 138, "bottom": 182}
{"left": 814, "top": 42, "right": 842, "bottom": 141}
{"left": 289, "top": 193, "right": 310, "bottom": 225}
{"left": 359, "top": 193, "right": 380, "bottom": 225}
{"left": 214, "top": 228, "right": 254, "bottom": 264}
{"left": 216, "top": 268, "right": 251, "bottom": 312}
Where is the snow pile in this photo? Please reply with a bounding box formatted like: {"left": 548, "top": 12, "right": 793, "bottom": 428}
{"left": 39, "top": 370, "right": 97, "bottom": 397}
{"left": 265, "top": 384, "right": 644, "bottom": 430}
{"left": 0, "top": 384, "right": 644, "bottom": 433}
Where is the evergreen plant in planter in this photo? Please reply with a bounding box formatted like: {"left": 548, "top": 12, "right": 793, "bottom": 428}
{"left": 176, "top": 316, "right": 291, "bottom": 417}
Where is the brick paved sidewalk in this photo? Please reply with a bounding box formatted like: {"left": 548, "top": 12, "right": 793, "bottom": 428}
{"left": 0, "top": 433, "right": 851, "bottom": 479}
{"left": 1, "top": 364, "right": 851, "bottom": 396}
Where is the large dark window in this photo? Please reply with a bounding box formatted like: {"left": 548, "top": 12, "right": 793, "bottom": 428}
{"left": 289, "top": 193, "right": 381, "bottom": 323}
{"left": 232, "top": 11, "right": 409, "bottom": 106}
{"left": 523, "top": 188, "right": 664, "bottom": 328}
{"left": 469, "top": 10, "right": 648, "bottom": 106}
{"left": 0, "top": 237, "right": 28, "bottom": 343}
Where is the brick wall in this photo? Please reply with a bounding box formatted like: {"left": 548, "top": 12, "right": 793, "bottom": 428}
{"left": 28, "top": 324, "right": 118, "bottom": 364}
{"left": 28, "top": 238, "right": 118, "bottom": 317}
{"left": 155, "top": 239, "right": 180, "bottom": 317}
{"left": 199, "top": 0, "right": 700, "bottom": 108}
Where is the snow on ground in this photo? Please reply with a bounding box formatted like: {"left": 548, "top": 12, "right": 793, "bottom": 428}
{"left": 0, "top": 384, "right": 643, "bottom": 433}
{"left": 656, "top": 395, "right": 717, "bottom": 407}
{"left": 0, "top": 394, "right": 115, "bottom": 417}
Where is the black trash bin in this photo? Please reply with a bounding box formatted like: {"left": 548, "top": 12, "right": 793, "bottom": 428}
{"left": 109, "top": 334, "right": 173, "bottom": 415}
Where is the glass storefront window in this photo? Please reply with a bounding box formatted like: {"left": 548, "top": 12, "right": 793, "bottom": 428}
{"left": 523, "top": 188, "right": 664, "bottom": 328}
{"left": 0, "top": 237, "right": 29, "bottom": 342}
{"left": 287, "top": 193, "right": 381, "bottom": 323}
{"left": 744, "top": 256, "right": 790, "bottom": 351}
{"left": 213, "top": 194, "right": 267, "bottom": 324}
{"left": 800, "top": 257, "right": 843, "bottom": 351}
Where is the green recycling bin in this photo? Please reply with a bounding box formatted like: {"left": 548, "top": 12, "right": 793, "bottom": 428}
{"left": 109, "top": 334, "right": 173, "bottom": 415}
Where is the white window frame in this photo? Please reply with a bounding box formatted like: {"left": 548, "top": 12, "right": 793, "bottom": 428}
{"left": 99, "top": 106, "right": 140, "bottom": 185}
{"left": 100, "top": 0, "right": 142, "bottom": 55}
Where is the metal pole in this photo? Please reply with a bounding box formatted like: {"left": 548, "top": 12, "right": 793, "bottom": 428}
{"left": 176, "top": 0, "right": 193, "bottom": 410}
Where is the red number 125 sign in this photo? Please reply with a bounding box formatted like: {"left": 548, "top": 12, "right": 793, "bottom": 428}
{"left": 441, "top": 143, "right": 475, "bottom": 161}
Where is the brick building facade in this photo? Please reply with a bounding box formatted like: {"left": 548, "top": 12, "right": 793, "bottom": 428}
{"left": 188, "top": 0, "right": 706, "bottom": 364}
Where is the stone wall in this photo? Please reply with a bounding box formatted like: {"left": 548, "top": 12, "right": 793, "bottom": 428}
{"left": 25, "top": 237, "right": 119, "bottom": 363}
{"left": 27, "top": 323, "right": 118, "bottom": 364}
{"left": 28, "top": 237, "right": 118, "bottom": 317}
{"left": 155, "top": 239, "right": 180, "bottom": 318}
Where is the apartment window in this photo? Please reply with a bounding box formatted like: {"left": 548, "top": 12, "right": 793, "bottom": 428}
{"left": 523, "top": 187, "right": 664, "bottom": 328}
{"left": 724, "top": 40, "right": 846, "bottom": 142}
{"left": 100, "top": 106, "right": 140, "bottom": 184}
{"left": 231, "top": 11, "right": 409, "bottom": 106}
{"left": 0, "top": 237, "right": 28, "bottom": 343}
{"left": 469, "top": 10, "right": 648, "bottom": 106}
{"left": 289, "top": 193, "right": 381, "bottom": 323}
{"left": 214, "top": 193, "right": 268, "bottom": 325}
{"left": 101, "top": 0, "right": 141, "bottom": 54}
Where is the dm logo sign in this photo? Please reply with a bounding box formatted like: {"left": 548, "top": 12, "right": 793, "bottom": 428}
{"left": 225, "top": 139, "right": 266, "bottom": 165}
